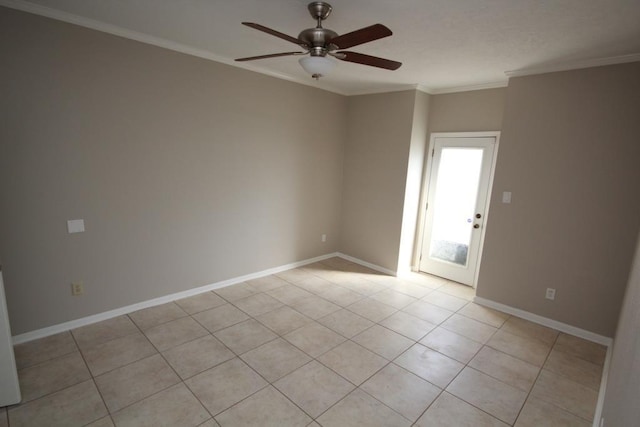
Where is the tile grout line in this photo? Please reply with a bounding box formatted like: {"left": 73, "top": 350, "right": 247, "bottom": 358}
{"left": 252, "top": 272, "right": 434, "bottom": 424}
{"left": 8, "top": 335, "right": 96, "bottom": 415}
{"left": 84, "top": 307, "right": 216, "bottom": 421}
{"left": 97, "top": 311, "right": 175, "bottom": 419}
{"left": 295, "top": 279, "right": 464, "bottom": 425}
{"left": 196, "top": 270, "right": 399, "bottom": 425}
{"left": 9, "top": 262, "right": 603, "bottom": 426}
{"left": 520, "top": 334, "right": 602, "bottom": 423}
{"left": 413, "top": 299, "right": 521, "bottom": 426}
{"left": 7, "top": 275, "right": 484, "bottom": 425}
{"left": 385, "top": 290, "right": 502, "bottom": 425}
{"left": 68, "top": 330, "right": 112, "bottom": 426}
{"left": 511, "top": 330, "right": 561, "bottom": 425}
{"left": 298, "top": 274, "right": 478, "bottom": 425}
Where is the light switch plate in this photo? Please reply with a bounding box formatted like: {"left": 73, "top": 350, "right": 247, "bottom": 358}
{"left": 67, "top": 219, "right": 85, "bottom": 234}
{"left": 502, "top": 191, "right": 512, "bottom": 204}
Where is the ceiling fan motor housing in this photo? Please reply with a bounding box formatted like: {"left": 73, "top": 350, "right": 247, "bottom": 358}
{"left": 298, "top": 27, "right": 338, "bottom": 56}
{"left": 299, "top": 2, "right": 337, "bottom": 57}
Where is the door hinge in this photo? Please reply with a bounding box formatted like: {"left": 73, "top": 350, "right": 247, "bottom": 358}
{"left": 432, "top": 148, "right": 435, "bottom": 156}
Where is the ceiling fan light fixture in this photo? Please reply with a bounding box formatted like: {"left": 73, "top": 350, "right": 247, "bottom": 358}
{"left": 299, "top": 55, "right": 336, "bottom": 79}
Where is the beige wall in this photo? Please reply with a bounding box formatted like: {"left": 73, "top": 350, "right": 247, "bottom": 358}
{"left": 477, "top": 63, "right": 640, "bottom": 337}
{"left": 602, "top": 232, "right": 640, "bottom": 426}
{"left": 398, "top": 91, "right": 430, "bottom": 273}
{"left": 340, "top": 91, "right": 420, "bottom": 272}
{"left": 0, "top": 7, "right": 347, "bottom": 334}
{"left": 2, "top": 7, "right": 638, "bottom": 342}
{"left": 428, "top": 88, "right": 507, "bottom": 133}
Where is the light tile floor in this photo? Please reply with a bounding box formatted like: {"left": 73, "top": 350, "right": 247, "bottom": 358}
{"left": 2, "top": 257, "right": 606, "bottom": 426}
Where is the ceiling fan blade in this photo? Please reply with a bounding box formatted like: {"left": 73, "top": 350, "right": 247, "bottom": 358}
{"left": 242, "top": 22, "right": 305, "bottom": 46}
{"left": 330, "top": 24, "right": 392, "bottom": 49}
{"left": 336, "top": 51, "right": 402, "bottom": 70}
{"left": 235, "top": 52, "right": 306, "bottom": 62}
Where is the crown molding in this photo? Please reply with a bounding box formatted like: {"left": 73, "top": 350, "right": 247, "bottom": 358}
{"left": 343, "top": 81, "right": 509, "bottom": 97}
{"left": 415, "top": 84, "right": 433, "bottom": 95}
{"left": 0, "top": 0, "right": 508, "bottom": 98}
{"left": 9, "top": 0, "right": 636, "bottom": 98}
{"left": 505, "top": 53, "right": 640, "bottom": 77}
{"left": 428, "top": 80, "right": 508, "bottom": 95}
{"left": 0, "top": 0, "right": 350, "bottom": 96}
{"left": 343, "top": 83, "right": 426, "bottom": 97}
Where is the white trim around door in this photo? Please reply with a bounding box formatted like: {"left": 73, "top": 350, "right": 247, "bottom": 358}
{"left": 414, "top": 131, "right": 500, "bottom": 287}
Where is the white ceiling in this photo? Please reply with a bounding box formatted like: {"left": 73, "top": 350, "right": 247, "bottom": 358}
{"left": 5, "top": 0, "right": 640, "bottom": 95}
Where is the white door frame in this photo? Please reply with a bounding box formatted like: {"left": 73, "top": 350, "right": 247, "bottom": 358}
{"left": 413, "top": 131, "right": 500, "bottom": 287}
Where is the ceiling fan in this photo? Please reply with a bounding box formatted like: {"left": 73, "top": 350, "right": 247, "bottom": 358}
{"left": 235, "top": 1, "right": 402, "bottom": 80}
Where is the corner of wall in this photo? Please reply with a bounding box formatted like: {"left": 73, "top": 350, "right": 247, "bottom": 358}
{"left": 397, "top": 91, "right": 430, "bottom": 273}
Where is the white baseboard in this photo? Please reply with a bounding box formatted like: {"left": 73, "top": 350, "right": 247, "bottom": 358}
{"left": 12, "top": 252, "right": 340, "bottom": 345}
{"left": 473, "top": 296, "right": 614, "bottom": 427}
{"left": 336, "top": 253, "right": 398, "bottom": 277}
{"left": 473, "top": 296, "right": 613, "bottom": 346}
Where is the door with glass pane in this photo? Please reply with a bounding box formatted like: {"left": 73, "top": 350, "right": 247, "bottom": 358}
{"left": 419, "top": 136, "right": 496, "bottom": 286}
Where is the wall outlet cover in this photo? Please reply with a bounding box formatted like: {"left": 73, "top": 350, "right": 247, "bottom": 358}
{"left": 71, "top": 282, "right": 84, "bottom": 296}
{"left": 545, "top": 288, "right": 556, "bottom": 300}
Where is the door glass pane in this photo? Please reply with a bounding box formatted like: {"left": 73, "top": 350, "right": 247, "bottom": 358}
{"left": 429, "top": 148, "right": 483, "bottom": 267}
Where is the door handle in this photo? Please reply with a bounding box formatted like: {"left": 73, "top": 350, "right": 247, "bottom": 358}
{"left": 475, "top": 213, "right": 482, "bottom": 219}
{"left": 473, "top": 224, "right": 480, "bottom": 229}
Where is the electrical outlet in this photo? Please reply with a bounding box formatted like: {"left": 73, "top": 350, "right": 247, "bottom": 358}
{"left": 321, "top": 234, "right": 327, "bottom": 242}
{"left": 545, "top": 288, "right": 556, "bottom": 300}
{"left": 71, "top": 282, "right": 84, "bottom": 296}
